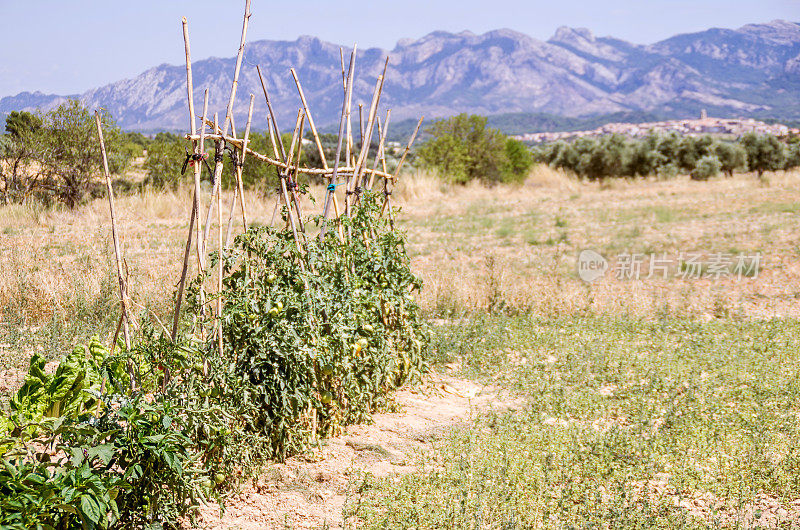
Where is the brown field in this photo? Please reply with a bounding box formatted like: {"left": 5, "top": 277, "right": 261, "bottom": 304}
{"left": 0, "top": 167, "right": 796, "bottom": 386}
{"left": 3, "top": 167, "right": 799, "bottom": 320}
{"left": 1, "top": 167, "right": 799, "bottom": 380}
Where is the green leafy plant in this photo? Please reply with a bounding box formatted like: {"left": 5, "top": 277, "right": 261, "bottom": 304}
{"left": 187, "top": 191, "right": 428, "bottom": 462}
{"left": 690, "top": 154, "right": 722, "bottom": 180}
{"left": 0, "top": 183, "right": 429, "bottom": 529}
{"left": 419, "top": 114, "right": 533, "bottom": 184}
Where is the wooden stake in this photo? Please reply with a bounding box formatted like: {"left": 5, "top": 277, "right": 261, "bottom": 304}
{"left": 175, "top": 16, "right": 204, "bottom": 339}
{"left": 339, "top": 48, "right": 354, "bottom": 168}
{"left": 358, "top": 104, "right": 364, "bottom": 150}
{"left": 204, "top": 0, "right": 250, "bottom": 248}
{"left": 195, "top": 92, "right": 209, "bottom": 266}
{"left": 95, "top": 111, "right": 130, "bottom": 351}
{"left": 347, "top": 57, "right": 388, "bottom": 214}
{"left": 368, "top": 109, "right": 391, "bottom": 189}
{"left": 185, "top": 133, "right": 397, "bottom": 181}
{"left": 256, "top": 65, "right": 286, "bottom": 160}
{"left": 223, "top": 95, "right": 253, "bottom": 248}
{"left": 291, "top": 68, "right": 328, "bottom": 170}
{"left": 215, "top": 114, "right": 224, "bottom": 359}
{"left": 380, "top": 116, "right": 423, "bottom": 221}
{"left": 321, "top": 44, "right": 356, "bottom": 236}
{"left": 393, "top": 116, "right": 423, "bottom": 180}
{"left": 172, "top": 192, "right": 197, "bottom": 341}
{"left": 280, "top": 109, "right": 304, "bottom": 250}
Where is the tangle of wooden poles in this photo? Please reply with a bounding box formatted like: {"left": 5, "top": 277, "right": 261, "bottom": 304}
{"left": 97, "top": 0, "right": 425, "bottom": 347}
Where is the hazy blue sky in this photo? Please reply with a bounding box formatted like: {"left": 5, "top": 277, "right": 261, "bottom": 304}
{"left": 0, "top": 0, "right": 797, "bottom": 98}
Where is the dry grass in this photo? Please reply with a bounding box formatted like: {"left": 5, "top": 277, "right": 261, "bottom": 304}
{"left": 1, "top": 167, "right": 799, "bottom": 333}
{"left": 400, "top": 168, "right": 800, "bottom": 319}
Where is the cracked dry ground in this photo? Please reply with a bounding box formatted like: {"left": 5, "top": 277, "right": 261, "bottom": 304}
{"left": 195, "top": 373, "right": 514, "bottom": 529}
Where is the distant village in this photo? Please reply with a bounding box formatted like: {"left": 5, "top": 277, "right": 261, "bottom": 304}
{"left": 514, "top": 111, "right": 798, "bottom": 144}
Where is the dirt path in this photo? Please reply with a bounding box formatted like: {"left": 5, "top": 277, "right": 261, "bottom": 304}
{"left": 196, "top": 373, "right": 514, "bottom": 529}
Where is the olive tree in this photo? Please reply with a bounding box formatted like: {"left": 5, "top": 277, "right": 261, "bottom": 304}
{"left": 740, "top": 132, "right": 786, "bottom": 179}
{"left": 690, "top": 155, "right": 722, "bottom": 180}
{"left": 713, "top": 141, "right": 747, "bottom": 177}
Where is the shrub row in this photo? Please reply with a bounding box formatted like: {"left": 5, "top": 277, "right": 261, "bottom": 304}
{"left": 534, "top": 132, "right": 800, "bottom": 180}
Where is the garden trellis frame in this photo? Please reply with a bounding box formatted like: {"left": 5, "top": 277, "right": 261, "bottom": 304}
{"left": 124, "top": 0, "right": 422, "bottom": 345}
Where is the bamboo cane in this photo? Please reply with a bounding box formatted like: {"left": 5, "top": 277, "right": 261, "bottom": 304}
{"left": 174, "top": 15, "right": 202, "bottom": 339}
{"left": 352, "top": 113, "right": 387, "bottom": 210}
{"left": 392, "top": 116, "right": 423, "bottom": 180}
{"left": 280, "top": 109, "right": 304, "bottom": 251}
{"left": 266, "top": 115, "right": 280, "bottom": 159}
{"left": 215, "top": 116, "right": 224, "bottom": 359}
{"left": 181, "top": 17, "right": 205, "bottom": 268}
{"left": 256, "top": 65, "right": 286, "bottom": 160}
{"left": 256, "top": 66, "right": 314, "bottom": 228}
{"left": 380, "top": 116, "right": 424, "bottom": 220}
{"left": 94, "top": 111, "right": 130, "bottom": 351}
{"left": 347, "top": 58, "right": 388, "bottom": 214}
{"left": 203, "top": 0, "right": 250, "bottom": 250}
{"left": 256, "top": 66, "right": 324, "bottom": 229}
{"left": 358, "top": 104, "right": 364, "bottom": 150}
{"left": 368, "top": 109, "right": 391, "bottom": 189}
{"left": 197, "top": 90, "right": 209, "bottom": 264}
{"left": 320, "top": 44, "right": 356, "bottom": 236}
{"left": 339, "top": 48, "right": 354, "bottom": 168}
{"left": 223, "top": 95, "right": 254, "bottom": 248}
{"left": 289, "top": 111, "right": 307, "bottom": 235}
{"left": 185, "top": 134, "right": 398, "bottom": 181}
{"left": 265, "top": 115, "right": 282, "bottom": 227}
{"left": 173, "top": 88, "right": 206, "bottom": 338}
{"left": 291, "top": 68, "right": 328, "bottom": 170}
{"left": 172, "top": 192, "right": 197, "bottom": 340}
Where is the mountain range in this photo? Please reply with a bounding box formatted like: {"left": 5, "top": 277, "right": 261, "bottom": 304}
{"left": 2, "top": 20, "right": 799, "bottom": 133}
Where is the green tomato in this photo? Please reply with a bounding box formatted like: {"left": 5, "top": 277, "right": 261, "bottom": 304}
{"left": 267, "top": 273, "right": 277, "bottom": 284}
{"left": 193, "top": 362, "right": 204, "bottom": 373}
{"left": 320, "top": 391, "right": 333, "bottom": 405}
{"left": 275, "top": 301, "right": 284, "bottom": 312}
{"left": 214, "top": 473, "right": 226, "bottom": 485}
{"left": 201, "top": 479, "right": 213, "bottom": 490}
{"left": 321, "top": 364, "right": 334, "bottom": 376}
{"left": 362, "top": 324, "right": 374, "bottom": 334}
{"left": 357, "top": 337, "right": 368, "bottom": 348}
{"left": 268, "top": 308, "right": 279, "bottom": 317}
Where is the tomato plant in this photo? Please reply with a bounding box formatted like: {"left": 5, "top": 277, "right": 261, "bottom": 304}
{"left": 187, "top": 191, "right": 429, "bottom": 459}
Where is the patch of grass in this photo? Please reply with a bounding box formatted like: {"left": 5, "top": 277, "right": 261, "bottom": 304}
{"left": 345, "top": 317, "right": 800, "bottom": 528}
{"left": 494, "top": 218, "right": 516, "bottom": 239}
{"left": 654, "top": 205, "right": 675, "bottom": 223}
{"left": 523, "top": 229, "right": 540, "bottom": 246}
{"left": 749, "top": 202, "right": 800, "bottom": 215}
